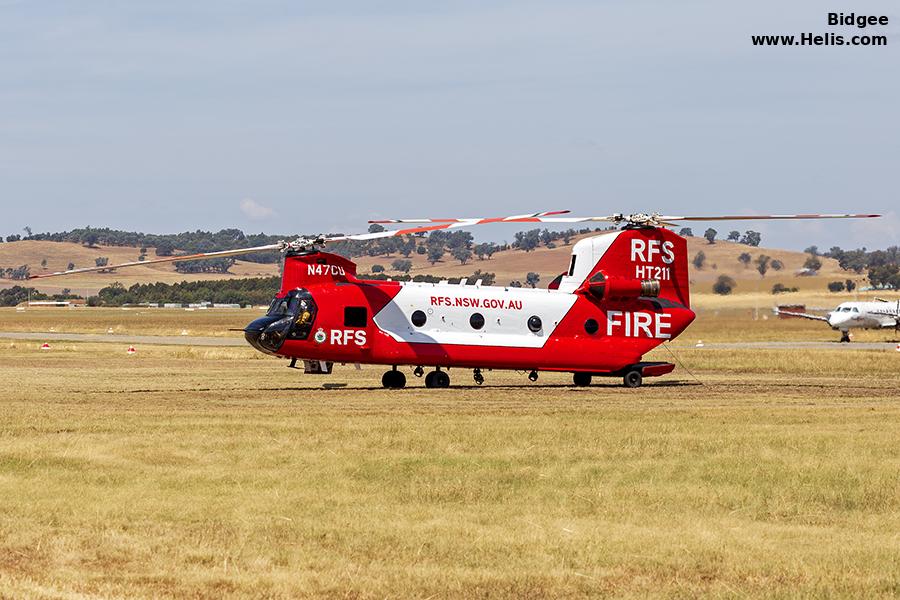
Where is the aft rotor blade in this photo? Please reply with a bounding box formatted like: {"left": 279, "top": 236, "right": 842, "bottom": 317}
{"left": 656, "top": 213, "right": 881, "bottom": 221}
{"left": 28, "top": 243, "right": 283, "bottom": 279}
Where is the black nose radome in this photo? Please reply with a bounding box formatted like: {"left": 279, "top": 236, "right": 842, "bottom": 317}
{"left": 244, "top": 316, "right": 290, "bottom": 354}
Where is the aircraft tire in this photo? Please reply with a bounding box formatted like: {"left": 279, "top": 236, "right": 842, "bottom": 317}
{"left": 382, "top": 370, "right": 407, "bottom": 389}
{"left": 426, "top": 370, "right": 450, "bottom": 388}
{"left": 623, "top": 370, "right": 643, "bottom": 388}
{"left": 573, "top": 372, "right": 592, "bottom": 387}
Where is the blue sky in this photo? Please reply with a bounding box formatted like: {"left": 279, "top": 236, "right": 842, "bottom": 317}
{"left": 1, "top": 0, "right": 897, "bottom": 249}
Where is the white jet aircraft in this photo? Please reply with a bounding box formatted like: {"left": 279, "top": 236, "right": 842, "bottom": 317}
{"left": 775, "top": 299, "right": 900, "bottom": 342}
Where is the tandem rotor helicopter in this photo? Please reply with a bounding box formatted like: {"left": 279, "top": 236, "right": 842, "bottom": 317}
{"left": 32, "top": 210, "right": 878, "bottom": 388}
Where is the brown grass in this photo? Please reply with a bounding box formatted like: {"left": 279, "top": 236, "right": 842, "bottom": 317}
{"left": 0, "top": 338, "right": 899, "bottom": 598}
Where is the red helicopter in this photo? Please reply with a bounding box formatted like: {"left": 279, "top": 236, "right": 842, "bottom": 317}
{"left": 32, "top": 211, "right": 878, "bottom": 388}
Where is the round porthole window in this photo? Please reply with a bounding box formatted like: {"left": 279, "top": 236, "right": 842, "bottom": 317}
{"left": 584, "top": 318, "right": 599, "bottom": 334}
{"left": 411, "top": 310, "right": 427, "bottom": 327}
{"left": 470, "top": 313, "right": 485, "bottom": 330}
{"left": 527, "top": 315, "right": 542, "bottom": 332}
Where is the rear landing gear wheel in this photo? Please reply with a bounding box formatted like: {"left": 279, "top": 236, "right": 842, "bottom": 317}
{"left": 425, "top": 370, "right": 450, "bottom": 388}
{"left": 381, "top": 368, "right": 406, "bottom": 389}
{"left": 623, "top": 370, "right": 642, "bottom": 388}
{"left": 473, "top": 368, "right": 484, "bottom": 385}
{"left": 573, "top": 372, "right": 592, "bottom": 387}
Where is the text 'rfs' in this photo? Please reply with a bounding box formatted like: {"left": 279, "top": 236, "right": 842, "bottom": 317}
{"left": 630, "top": 239, "right": 675, "bottom": 264}
{"left": 330, "top": 329, "right": 366, "bottom": 346}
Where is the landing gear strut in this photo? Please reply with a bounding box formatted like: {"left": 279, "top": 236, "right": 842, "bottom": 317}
{"left": 528, "top": 370, "right": 539, "bottom": 382}
{"left": 840, "top": 330, "right": 851, "bottom": 343}
{"left": 425, "top": 368, "right": 450, "bottom": 388}
{"left": 473, "top": 368, "right": 484, "bottom": 385}
{"left": 413, "top": 366, "right": 425, "bottom": 378}
{"left": 381, "top": 366, "right": 406, "bottom": 389}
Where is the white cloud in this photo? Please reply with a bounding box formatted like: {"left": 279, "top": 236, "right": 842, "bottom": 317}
{"left": 239, "top": 198, "right": 274, "bottom": 220}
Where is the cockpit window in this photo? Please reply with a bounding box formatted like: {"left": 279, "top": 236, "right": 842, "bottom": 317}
{"left": 851, "top": 307, "right": 859, "bottom": 312}
{"left": 267, "top": 297, "right": 290, "bottom": 317}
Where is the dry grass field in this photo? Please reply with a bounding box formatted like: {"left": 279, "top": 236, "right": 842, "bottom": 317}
{"left": 1, "top": 312, "right": 899, "bottom": 597}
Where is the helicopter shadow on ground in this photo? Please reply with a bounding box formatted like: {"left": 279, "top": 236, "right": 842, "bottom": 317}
{"left": 254, "top": 380, "right": 703, "bottom": 392}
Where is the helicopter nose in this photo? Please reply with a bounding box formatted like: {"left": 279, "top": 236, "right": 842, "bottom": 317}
{"left": 243, "top": 315, "right": 289, "bottom": 354}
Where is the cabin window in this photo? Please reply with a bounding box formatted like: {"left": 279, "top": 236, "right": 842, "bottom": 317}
{"left": 411, "top": 310, "right": 427, "bottom": 327}
{"left": 344, "top": 306, "right": 367, "bottom": 327}
{"left": 527, "top": 315, "right": 543, "bottom": 333}
{"left": 584, "top": 318, "right": 599, "bottom": 334}
{"left": 470, "top": 313, "right": 485, "bottom": 330}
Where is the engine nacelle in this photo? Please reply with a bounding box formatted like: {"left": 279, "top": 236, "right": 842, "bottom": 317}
{"left": 581, "top": 271, "right": 660, "bottom": 301}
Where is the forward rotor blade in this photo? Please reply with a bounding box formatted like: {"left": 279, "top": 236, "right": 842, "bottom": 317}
{"left": 28, "top": 244, "right": 283, "bottom": 279}
{"left": 368, "top": 210, "right": 571, "bottom": 225}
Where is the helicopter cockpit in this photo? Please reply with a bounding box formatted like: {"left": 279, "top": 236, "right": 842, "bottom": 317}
{"left": 244, "top": 288, "right": 317, "bottom": 354}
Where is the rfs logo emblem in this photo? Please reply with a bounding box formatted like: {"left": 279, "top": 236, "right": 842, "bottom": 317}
{"left": 313, "top": 328, "right": 327, "bottom": 344}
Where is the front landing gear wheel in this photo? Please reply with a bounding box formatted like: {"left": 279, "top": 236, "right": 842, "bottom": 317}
{"left": 840, "top": 331, "right": 851, "bottom": 343}
{"left": 473, "top": 368, "right": 484, "bottom": 385}
{"left": 381, "top": 369, "right": 407, "bottom": 389}
{"left": 573, "top": 372, "right": 592, "bottom": 387}
{"left": 623, "top": 370, "right": 642, "bottom": 388}
{"left": 425, "top": 370, "right": 450, "bottom": 388}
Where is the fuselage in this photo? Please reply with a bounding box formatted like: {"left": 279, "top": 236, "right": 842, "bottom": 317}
{"left": 827, "top": 301, "right": 899, "bottom": 330}
{"left": 244, "top": 228, "right": 696, "bottom": 374}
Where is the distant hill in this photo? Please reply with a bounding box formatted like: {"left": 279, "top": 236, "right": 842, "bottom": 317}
{"left": 0, "top": 240, "right": 278, "bottom": 296}
{"left": 0, "top": 233, "right": 862, "bottom": 297}
{"left": 352, "top": 233, "right": 855, "bottom": 295}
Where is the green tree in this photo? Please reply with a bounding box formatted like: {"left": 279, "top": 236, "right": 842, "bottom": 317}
{"left": 727, "top": 230, "right": 740, "bottom": 242}
{"left": 755, "top": 254, "right": 771, "bottom": 277}
{"left": 371, "top": 264, "right": 385, "bottom": 273}
{"left": 391, "top": 259, "right": 412, "bottom": 273}
{"left": 451, "top": 245, "right": 473, "bottom": 265}
{"left": 526, "top": 272, "right": 540, "bottom": 288}
{"left": 827, "top": 281, "right": 845, "bottom": 292}
{"left": 738, "top": 252, "right": 752, "bottom": 268}
{"left": 713, "top": 275, "right": 736, "bottom": 295}
{"left": 692, "top": 251, "right": 706, "bottom": 269}
{"left": 427, "top": 246, "right": 444, "bottom": 265}
{"left": 703, "top": 228, "right": 717, "bottom": 244}
{"left": 804, "top": 255, "right": 822, "bottom": 272}
{"left": 740, "top": 230, "right": 762, "bottom": 247}
{"left": 81, "top": 231, "right": 99, "bottom": 247}
{"left": 771, "top": 259, "right": 784, "bottom": 271}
